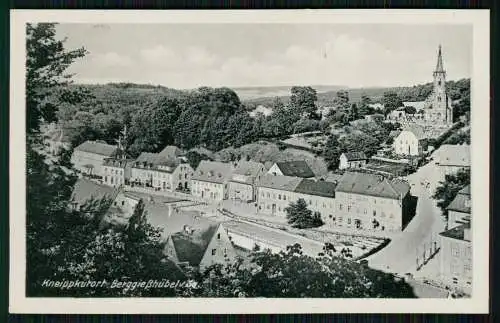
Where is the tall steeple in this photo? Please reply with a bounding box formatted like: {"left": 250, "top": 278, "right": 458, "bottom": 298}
{"left": 434, "top": 45, "right": 445, "bottom": 73}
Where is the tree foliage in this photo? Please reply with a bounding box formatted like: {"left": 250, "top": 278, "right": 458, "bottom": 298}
{"left": 285, "top": 198, "right": 324, "bottom": 229}
{"left": 382, "top": 91, "right": 403, "bottom": 115}
{"left": 432, "top": 168, "right": 470, "bottom": 223}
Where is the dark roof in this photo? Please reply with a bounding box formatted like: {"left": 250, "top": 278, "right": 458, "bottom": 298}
{"left": 294, "top": 179, "right": 336, "bottom": 198}
{"left": 191, "top": 160, "right": 233, "bottom": 184}
{"left": 103, "top": 158, "right": 134, "bottom": 168}
{"left": 171, "top": 224, "right": 219, "bottom": 266}
{"left": 439, "top": 223, "right": 471, "bottom": 241}
{"left": 74, "top": 141, "right": 118, "bottom": 157}
{"left": 71, "top": 178, "right": 118, "bottom": 206}
{"left": 158, "top": 145, "right": 182, "bottom": 158}
{"left": 274, "top": 161, "right": 315, "bottom": 178}
{"left": 342, "top": 152, "right": 367, "bottom": 161}
{"left": 446, "top": 185, "right": 471, "bottom": 214}
{"left": 335, "top": 172, "right": 410, "bottom": 199}
{"left": 133, "top": 152, "right": 179, "bottom": 172}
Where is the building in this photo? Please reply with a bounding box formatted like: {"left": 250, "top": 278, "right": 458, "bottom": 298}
{"left": 256, "top": 174, "right": 336, "bottom": 220}
{"left": 130, "top": 152, "right": 193, "bottom": 191}
{"left": 446, "top": 185, "right": 471, "bottom": 229}
{"left": 191, "top": 161, "right": 233, "bottom": 202}
{"left": 267, "top": 161, "right": 315, "bottom": 178}
{"left": 70, "top": 178, "right": 119, "bottom": 211}
{"left": 393, "top": 125, "right": 428, "bottom": 156}
{"left": 422, "top": 45, "right": 454, "bottom": 125}
{"left": 364, "top": 114, "right": 385, "bottom": 123}
{"left": 158, "top": 145, "right": 183, "bottom": 159}
{"left": 102, "top": 158, "right": 134, "bottom": 187}
{"left": 434, "top": 144, "right": 470, "bottom": 176}
{"left": 143, "top": 205, "right": 237, "bottom": 272}
{"left": 71, "top": 141, "right": 119, "bottom": 178}
{"left": 105, "top": 191, "right": 142, "bottom": 226}
{"left": 439, "top": 223, "right": 472, "bottom": 294}
{"left": 334, "top": 172, "right": 411, "bottom": 232}
{"left": 228, "top": 160, "right": 266, "bottom": 202}
{"left": 339, "top": 152, "right": 368, "bottom": 170}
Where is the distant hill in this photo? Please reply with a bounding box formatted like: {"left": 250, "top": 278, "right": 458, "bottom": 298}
{"left": 232, "top": 85, "right": 344, "bottom": 101}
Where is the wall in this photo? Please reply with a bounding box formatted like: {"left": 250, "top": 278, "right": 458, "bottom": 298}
{"left": 393, "top": 131, "right": 421, "bottom": 156}
{"left": 228, "top": 181, "right": 254, "bottom": 202}
{"left": 71, "top": 151, "right": 108, "bottom": 177}
{"left": 439, "top": 235, "right": 472, "bottom": 294}
{"left": 199, "top": 225, "right": 238, "bottom": 271}
{"left": 191, "top": 180, "right": 226, "bottom": 202}
{"left": 103, "top": 165, "right": 125, "bottom": 187}
{"left": 333, "top": 191, "right": 403, "bottom": 232}
{"left": 227, "top": 230, "right": 282, "bottom": 254}
{"left": 448, "top": 210, "right": 470, "bottom": 229}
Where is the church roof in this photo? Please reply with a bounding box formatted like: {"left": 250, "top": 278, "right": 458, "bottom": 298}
{"left": 435, "top": 45, "right": 445, "bottom": 72}
{"left": 402, "top": 124, "right": 427, "bottom": 140}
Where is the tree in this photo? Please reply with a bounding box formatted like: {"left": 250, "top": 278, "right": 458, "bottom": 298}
{"left": 26, "top": 23, "right": 87, "bottom": 133}
{"left": 290, "top": 86, "right": 318, "bottom": 117}
{"left": 358, "top": 94, "right": 373, "bottom": 116}
{"left": 433, "top": 168, "right": 470, "bottom": 226}
{"left": 348, "top": 103, "right": 360, "bottom": 121}
{"left": 382, "top": 91, "right": 403, "bottom": 115}
{"left": 339, "top": 132, "right": 380, "bottom": 158}
{"left": 285, "top": 198, "right": 324, "bottom": 229}
{"left": 323, "top": 134, "right": 341, "bottom": 170}
{"left": 403, "top": 105, "right": 417, "bottom": 114}
{"left": 333, "top": 90, "right": 350, "bottom": 112}
{"left": 195, "top": 244, "right": 416, "bottom": 298}
{"left": 185, "top": 150, "right": 212, "bottom": 169}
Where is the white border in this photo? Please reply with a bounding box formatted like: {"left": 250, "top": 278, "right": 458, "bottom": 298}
{"left": 9, "top": 9, "right": 490, "bottom": 314}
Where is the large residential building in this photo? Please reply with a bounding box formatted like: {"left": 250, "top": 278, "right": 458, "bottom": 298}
{"left": 439, "top": 223, "right": 472, "bottom": 294}
{"left": 228, "top": 160, "right": 266, "bottom": 202}
{"left": 267, "top": 160, "right": 315, "bottom": 178}
{"left": 434, "top": 144, "right": 470, "bottom": 176}
{"left": 191, "top": 161, "right": 234, "bottom": 202}
{"left": 130, "top": 152, "right": 193, "bottom": 191}
{"left": 446, "top": 185, "right": 471, "bottom": 228}
{"left": 393, "top": 125, "right": 428, "bottom": 156}
{"left": 102, "top": 158, "right": 134, "bottom": 187}
{"left": 71, "top": 141, "right": 119, "bottom": 178}
{"left": 256, "top": 174, "right": 336, "bottom": 220}
{"left": 334, "top": 172, "right": 411, "bottom": 232}
{"left": 339, "top": 152, "right": 368, "bottom": 170}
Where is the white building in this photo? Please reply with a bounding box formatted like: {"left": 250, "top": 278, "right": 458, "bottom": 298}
{"left": 102, "top": 158, "right": 134, "bottom": 187}
{"left": 71, "top": 141, "right": 119, "bottom": 178}
{"left": 191, "top": 161, "right": 234, "bottom": 202}
{"left": 228, "top": 160, "right": 266, "bottom": 202}
{"left": 434, "top": 144, "right": 470, "bottom": 176}
{"left": 333, "top": 172, "right": 411, "bottom": 232}
{"left": 339, "top": 152, "right": 368, "bottom": 170}
{"left": 393, "top": 125, "right": 428, "bottom": 156}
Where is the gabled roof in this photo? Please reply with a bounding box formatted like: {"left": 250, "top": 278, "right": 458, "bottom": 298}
{"left": 342, "top": 152, "right": 367, "bottom": 162}
{"left": 274, "top": 161, "right": 315, "bottom": 178}
{"left": 133, "top": 152, "right": 179, "bottom": 172}
{"left": 446, "top": 185, "right": 471, "bottom": 214}
{"left": 74, "top": 141, "right": 118, "bottom": 157}
{"left": 335, "top": 172, "right": 410, "bottom": 199}
{"left": 158, "top": 145, "right": 182, "bottom": 158}
{"left": 401, "top": 125, "right": 427, "bottom": 140}
{"left": 439, "top": 222, "right": 470, "bottom": 241}
{"left": 171, "top": 224, "right": 219, "bottom": 266}
{"left": 233, "top": 160, "right": 265, "bottom": 177}
{"left": 257, "top": 174, "right": 303, "bottom": 192}
{"left": 71, "top": 178, "right": 118, "bottom": 206}
{"left": 435, "top": 144, "right": 470, "bottom": 167}
{"left": 294, "top": 179, "right": 336, "bottom": 198}
{"left": 191, "top": 160, "right": 233, "bottom": 184}
{"left": 325, "top": 172, "right": 343, "bottom": 183}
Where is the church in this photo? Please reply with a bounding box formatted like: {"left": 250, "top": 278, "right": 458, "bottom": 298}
{"left": 421, "top": 45, "right": 454, "bottom": 125}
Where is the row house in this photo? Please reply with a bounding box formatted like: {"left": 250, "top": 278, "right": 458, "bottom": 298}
{"left": 130, "top": 152, "right": 193, "bottom": 191}
{"left": 191, "top": 161, "right": 234, "bottom": 202}
{"left": 256, "top": 174, "right": 336, "bottom": 220}
{"left": 102, "top": 158, "right": 134, "bottom": 187}
{"left": 71, "top": 141, "right": 119, "bottom": 178}
{"left": 267, "top": 160, "right": 315, "bottom": 178}
{"left": 228, "top": 160, "right": 266, "bottom": 202}
{"left": 393, "top": 125, "right": 428, "bottom": 157}
{"left": 334, "top": 172, "right": 411, "bottom": 232}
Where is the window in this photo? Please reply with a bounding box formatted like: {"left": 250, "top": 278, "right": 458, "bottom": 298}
{"left": 121, "top": 201, "right": 125, "bottom": 206}
{"left": 217, "top": 233, "right": 221, "bottom": 240}
{"left": 339, "top": 204, "right": 343, "bottom": 210}
{"left": 347, "top": 218, "right": 351, "bottom": 225}
{"left": 451, "top": 245, "right": 460, "bottom": 257}
{"left": 278, "top": 194, "right": 281, "bottom": 200}
{"left": 373, "top": 210, "right": 376, "bottom": 216}
{"left": 347, "top": 205, "right": 351, "bottom": 211}
{"left": 267, "top": 193, "right": 270, "bottom": 198}
{"left": 211, "top": 249, "right": 216, "bottom": 256}
{"left": 309, "top": 200, "right": 312, "bottom": 205}
{"left": 283, "top": 195, "right": 286, "bottom": 201}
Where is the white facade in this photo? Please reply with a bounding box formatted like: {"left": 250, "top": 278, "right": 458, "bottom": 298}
{"left": 339, "top": 154, "right": 367, "bottom": 170}
{"left": 440, "top": 231, "right": 472, "bottom": 294}
{"left": 71, "top": 151, "right": 109, "bottom": 177}
{"left": 393, "top": 131, "right": 426, "bottom": 156}
{"left": 103, "top": 165, "right": 125, "bottom": 187}
{"left": 191, "top": 180, "right": 227, "bottom": 202}
{"left": 332, "top": 191, "right": 405, "bottom": 232}
{"left": 267, "top": 164, "right": 284, "bottom": 176}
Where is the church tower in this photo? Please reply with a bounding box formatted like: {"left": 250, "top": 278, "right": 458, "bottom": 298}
{"left": 425, "top": 45, "right": 453, "bottom": 125}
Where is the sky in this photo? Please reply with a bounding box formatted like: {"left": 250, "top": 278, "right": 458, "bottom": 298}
{"left": 55, "top": 23, "right": 472, "bottom": 89}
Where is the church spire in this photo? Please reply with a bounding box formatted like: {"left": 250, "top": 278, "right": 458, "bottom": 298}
{"left": 435, "top": 45, "right": 444, "bottom": 73}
